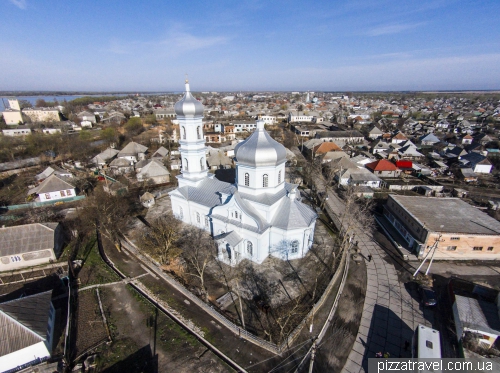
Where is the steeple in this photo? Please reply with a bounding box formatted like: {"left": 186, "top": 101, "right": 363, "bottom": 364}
{"left": 175, "top": 79, "right": 207, "bottom": 187}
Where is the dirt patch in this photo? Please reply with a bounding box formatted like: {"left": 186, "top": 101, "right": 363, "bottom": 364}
{"left": 73, "top": 289, "right": 109, "bottom": 360}
{"left": 98, "top": 283, "right": 232, "bottom": 373}
{"left": 314, "top": 258, "right": 367, "bottom": 372}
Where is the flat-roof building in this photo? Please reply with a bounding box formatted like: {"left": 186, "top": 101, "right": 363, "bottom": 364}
{"left": 384, "top": 195, "right": 500, "bottom": 259}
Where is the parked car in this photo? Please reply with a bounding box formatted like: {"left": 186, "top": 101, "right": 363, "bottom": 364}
{"left": 419, "top": 286, "right": 437, "bottom": 307}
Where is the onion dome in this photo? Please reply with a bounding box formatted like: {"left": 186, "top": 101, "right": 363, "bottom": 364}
{"left": 174, "top": 80, "right": 204, "bottom": 117}
{"left": 234, "top": 120, "right": 287, "bottom": 167}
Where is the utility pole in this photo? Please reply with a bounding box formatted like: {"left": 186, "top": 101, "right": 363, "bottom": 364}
{"left": 308, "top": 339, "right": 317, "bottom": 373}
{"left": 413, "top": 235, "right": 441, "bottom": 278}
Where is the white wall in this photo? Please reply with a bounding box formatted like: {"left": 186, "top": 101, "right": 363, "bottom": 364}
{"left": 38, "top": 188, "right": 75, "bottom": 202}
{"left": 0, "top": 341, "right": 50, "bottom": 373}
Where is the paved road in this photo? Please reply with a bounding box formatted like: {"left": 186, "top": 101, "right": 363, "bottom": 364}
{"left": 324, "top": 191, "right": 432, "bottom": 373}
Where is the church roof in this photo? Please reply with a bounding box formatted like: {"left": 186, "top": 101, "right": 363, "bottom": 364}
{"left": 234, "top": 120, "right": 287, "bottom": 167}
{"left": 174, "top": 81, "right": 204, "bottom": 117}
{"left": 239, "top": 182, "right": 296, "bottom": 206}
{"left": 214, "top": 231, "right": 243, "bottom": 247}
{"left": 271, "top": 193, "right": 317, "bottom": 230}
{"left": 173, "top": 176, "right": 235, "bottom": 208}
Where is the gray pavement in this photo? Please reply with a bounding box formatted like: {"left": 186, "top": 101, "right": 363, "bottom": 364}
{"left": 324, "top": 191, "right": 432, "bottom": 373}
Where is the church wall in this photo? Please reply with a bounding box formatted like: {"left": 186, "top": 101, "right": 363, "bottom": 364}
{"left": 269, "top": 224, "right": 316, "bottom": 260}
{"left": 236, "top": 163, "right": 286, "bottom": 196}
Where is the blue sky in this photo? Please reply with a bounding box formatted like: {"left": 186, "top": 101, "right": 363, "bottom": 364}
{"left": 1, "top": 0, "right": 500, "bottom": 91}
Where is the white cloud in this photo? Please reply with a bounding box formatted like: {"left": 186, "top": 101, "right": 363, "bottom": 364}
{"left": 365, "top": 22, "right": 424, "bottom": 36}
{"left": 8, "top": 0, "right": 27, "bottom": 9}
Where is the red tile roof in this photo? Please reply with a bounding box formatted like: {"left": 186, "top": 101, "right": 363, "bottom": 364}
{"left": 366, "top": 159, "right": 399, "bottom": 171}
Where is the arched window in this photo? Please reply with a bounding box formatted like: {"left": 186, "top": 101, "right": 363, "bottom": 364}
{"left": 182, "top": 127, "right": 186, "bottom": 140}
{"left": 235, "top": 211, "right": 238, "bottom": 219}
{"left": 200, "top": 157, "right": 204, "bottom": 170}
{"left": 205, "top": 216, "right": 209, "bottom": 227}
{"left": 247, "top": 241, "right": 253, "bottom": 256}
{"left": 179, "top": 207, "right": 183, "bottom": 219}
{"left": 263, "top": 174, "right": 268, "bottom": 187}
{"left": 197, "top": 126, "right": 201, "bottom": 140}
{"left": 291, "top": 240, "right": 299, "bottom": 254}
{"left": 183, "top": 158, "right": 188, "bottom": 171}
{"left": 196, "top": 212, "right": 201, "bottom": 223}
{"left": 244, "top": 173, "right": 249, "bottom": 186}
{"left": 278, "top": 170, "right": 282, "bottom": 184}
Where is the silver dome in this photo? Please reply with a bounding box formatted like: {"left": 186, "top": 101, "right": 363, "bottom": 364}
{"left": 234, "top": 120, "right": 287, "bottom": 167}
{"left": 174, "top": 81, "right": 204, "bottom": 117}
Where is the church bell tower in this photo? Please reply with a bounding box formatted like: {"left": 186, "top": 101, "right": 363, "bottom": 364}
{"left": 174, "top": 79, "right": 208, "bottom": 187}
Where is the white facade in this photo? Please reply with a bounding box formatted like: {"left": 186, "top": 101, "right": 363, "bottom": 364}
{"left": 2, "top": 127, "right": 32, "bottom": 137}
{"left": 170, "top": 82, "right": 316, "bottom": 266}
{"left": 259, "top": 115, "right": 276, "bottom": 125}
{"left": 2, "top": 110, "right": 24, "bottom": 125}
{"left": 38, "top": 188, "right": 75, "bottom": 202}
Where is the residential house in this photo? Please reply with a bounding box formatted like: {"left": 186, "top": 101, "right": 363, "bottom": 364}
{"left": 136, "top": 159, "right": 171, "bottom": 184}
{"left": 35, "top": 166, "right": 73, "bottom": 182}
{"left": 365, "top": 159, "right": 401, "bottom": 177}
{"left": 391, "top": 132, "right": 408, "bottom": 144}
{"left": 109, "top": 158, "right": 134, "bottom": 175}
{"left": 368, "top": 126, "right": 383, "bottom": 140}
{"left": 151, "top": 146, "right": 169, "bottom": 159}
{"left": 117, "top": 141, "right": 148, "bottom": 163}
{"left": 27, "top": 174, "right": 76, "bottom": 202}
{"left": 91, "top": 148, "right": 120, "bottom": 168}
{"left": 0, "top": 291, "right": 57, "bottom": 372}
{"left": 0, "top": 223, "right": 63, "bottom": 271}
{"left": 461, "top": 134, "right": 473, "bottom": 145}
{"left": 140, "top": 192, "right": 155, "bottom": 208}
{"left": 460, "top": 153, "right": 493, "bottom": 174}
{"left": 2, "top": 126, "right": 32, "bottom": 137}
{"left": 77, "top": 111, "right": 97, "bottom": 128}
{"left": 460, "top": 168, "right": 478, "bottom": 182}
{"left": 420, "top": 133, "right": 440, "bottom": 146}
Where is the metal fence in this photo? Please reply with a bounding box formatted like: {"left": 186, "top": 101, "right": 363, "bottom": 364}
{"left": 3, "top": 195, "right": 86, "bottom": 211}
{"left": 122, "top": 235, "right": 349, "bottom": 355}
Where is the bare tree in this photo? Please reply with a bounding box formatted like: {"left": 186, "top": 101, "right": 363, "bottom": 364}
{"left": 180, "top": 227, "right": 216, "bottom": 301}
{"left": 137, "top": 212, "right": 182, "bottom": 264}
{"left": 78, "top": 187, "right": 131, "bottom": 249}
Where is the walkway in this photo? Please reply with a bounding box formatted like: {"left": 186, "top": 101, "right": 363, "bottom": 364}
{"left": 324, "top": 191, "right": 432, "bottom": 373}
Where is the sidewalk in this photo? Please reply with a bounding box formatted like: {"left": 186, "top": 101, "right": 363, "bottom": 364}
{"left": 324, "top": 191, "right": 432, "bottom": 373}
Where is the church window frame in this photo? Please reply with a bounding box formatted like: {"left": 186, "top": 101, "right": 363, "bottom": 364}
{"left": 182, "top": 126, "right": 186, "bottom": 140}
{"left": 179, "top": 206, "right": 183, "bottom": 219}
{"left": 244, "top": 173, "right": 249, "bottom": 186}
{"left": 235, "top": 211, "right": 238, "bottom": 219}
{"left": 263, "top": 174, "right": 269, "bottom": 187}
{"left": 278, "top": 170, "right": 282, "bottom": 184}
{"left": 200, "top": 157, "right": 205, "bottom": 170}
{"left": 197, "top": 126, "right": 201, "bottom": 140}
{"left": 183, "top": 158, "right": 188, "bottom": 171}
{"left": 196, "top": 212, "right": 201, "bottom": 224}
{"left": 247, "top": 241, "right": 253, "bottom": 256}
{"left": 290, "top": 240, "right": 299, "bottom": 254}
{"left": 205, "top": 216, "right": 209, "bottom": 227}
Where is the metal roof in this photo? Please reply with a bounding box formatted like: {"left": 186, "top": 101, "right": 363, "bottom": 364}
{"left": 214, "top": 231, "right": 243, "bottom": 247}
{"left": 0, "top": 223, "right": 58, "bottom": 257}
{"left": 174, "top": 82, "right": 204, "bottom": 117}
{"left": 455, "top": 295, "right": 500, "bottom": 336}
{"left": 172, "top": 177, "right": 235, "bottom": 208}
{"left": 234, "top": 120, "right": 287, "bottom": 167}
{"left": 0, "top": 290, "right": 52, "bottom": 357}
{"left": 117, "top": 141, "right": 148, "bottom": 157}
{"left": 271, "top": 194, "right": 317, "bottom": 230}
{"left": 28, "top": 174, "right": 75, "bottom": 196}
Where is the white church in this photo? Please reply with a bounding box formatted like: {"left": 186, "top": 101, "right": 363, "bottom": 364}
{"left": 169, "top": 81, "right": 317, "bottom": 266}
